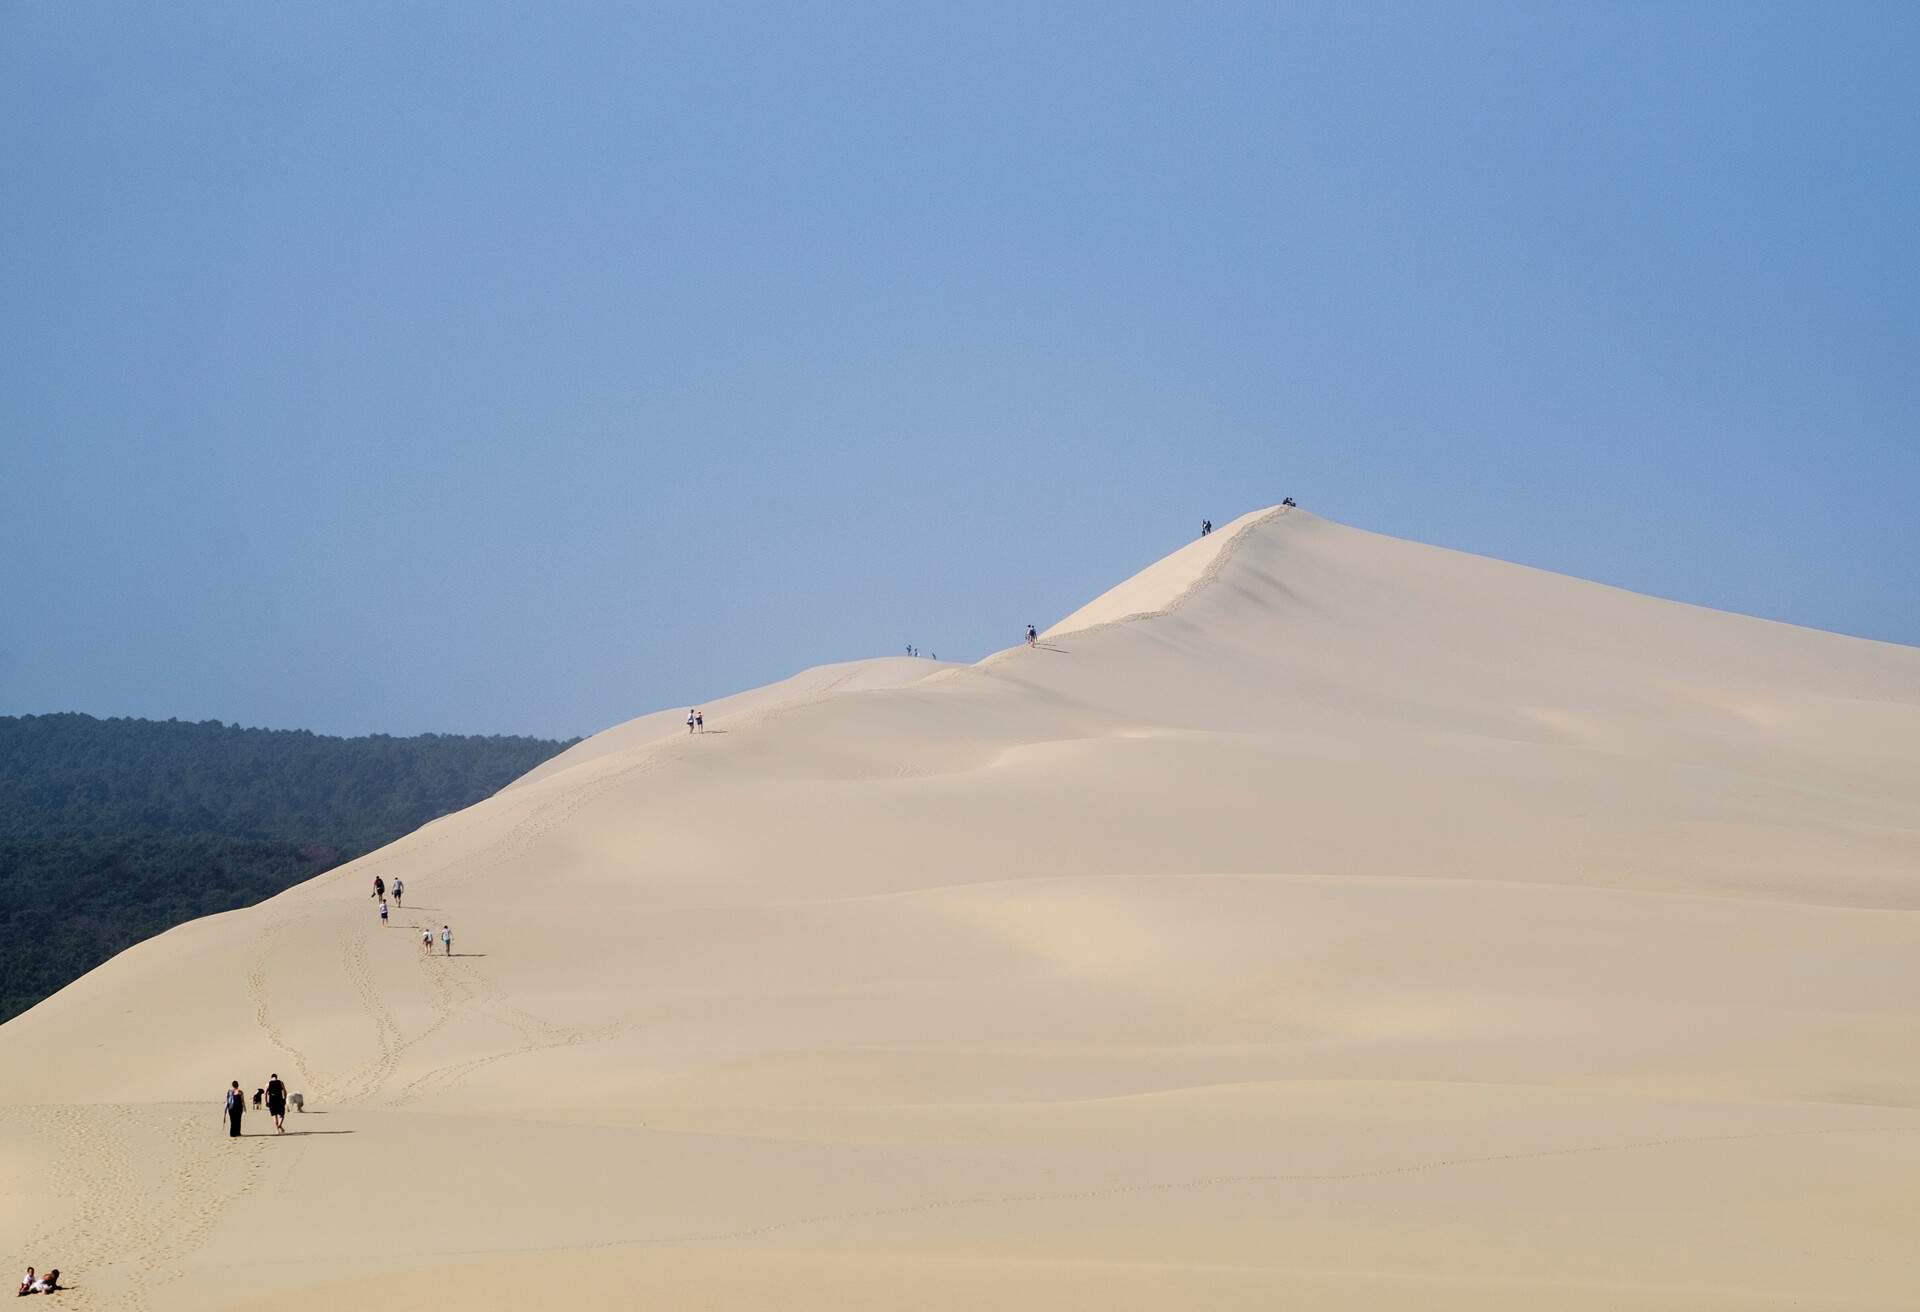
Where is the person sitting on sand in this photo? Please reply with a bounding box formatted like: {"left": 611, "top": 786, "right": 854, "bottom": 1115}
{"left": 26, "top": 1271, "right": 58, "bottom": 1295}
{"left": 19, "top": 1267, "right": 34, "bottom": 1296}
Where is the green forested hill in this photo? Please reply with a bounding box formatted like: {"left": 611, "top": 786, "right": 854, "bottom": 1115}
{"left": 0, "top": 713, "right": 577, "bottom": 1022}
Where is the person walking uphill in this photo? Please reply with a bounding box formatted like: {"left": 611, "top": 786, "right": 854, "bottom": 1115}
{"left": 441, "top": 924, "right": 453, "bottom": 956}
{"left": 224, "top": 1081, "right": 245, "bottom": 1137}
{"left": 265, "top": 1073, "right": 288, "bottom": 1134}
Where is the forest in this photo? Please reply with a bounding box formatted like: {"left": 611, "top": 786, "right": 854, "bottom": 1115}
{"left": 0, "top": 712, "right": 576, "bottom": 1022}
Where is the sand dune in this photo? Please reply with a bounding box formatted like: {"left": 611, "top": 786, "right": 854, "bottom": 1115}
{"left": 4, "top": 507, "right": 1918, "bottom": 1309}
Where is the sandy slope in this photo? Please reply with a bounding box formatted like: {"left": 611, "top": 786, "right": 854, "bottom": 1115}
{"left": 4, "top": 507, "right": 1918, "bottom": 1310}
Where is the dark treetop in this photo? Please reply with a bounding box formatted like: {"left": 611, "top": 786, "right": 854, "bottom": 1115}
{"left": 0, "top": 713, "right": 576, "bottom": 1022}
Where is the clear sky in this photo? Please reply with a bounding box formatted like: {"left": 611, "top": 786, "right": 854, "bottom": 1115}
{"left": 4, "top": 3, "right": 1916, "bottom": 739}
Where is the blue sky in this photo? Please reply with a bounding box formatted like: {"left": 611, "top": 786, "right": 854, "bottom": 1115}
{"left": 4, "top": 2, "right": 1915, "bottom": 738}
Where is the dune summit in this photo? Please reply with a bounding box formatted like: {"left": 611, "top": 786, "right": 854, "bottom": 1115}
{"left": 4, "top": 507, "right": 1918, "bottom": 1310}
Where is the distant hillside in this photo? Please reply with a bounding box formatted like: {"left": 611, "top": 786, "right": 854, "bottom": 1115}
{"left": 0, "top": 713, "right": 577, "bottom": 1021}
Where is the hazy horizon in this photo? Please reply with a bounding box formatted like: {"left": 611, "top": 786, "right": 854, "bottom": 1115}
{"left": 6, "top": 3, "right": 1916, "bottom": 739}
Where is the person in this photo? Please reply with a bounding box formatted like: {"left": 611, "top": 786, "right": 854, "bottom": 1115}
{"left": 29, "top": 1272, "right": 58, "bottom": 1294}
{"left": 1201, "top": 518, "right": 1211, "bottom": 536}
{"left": 265, "top": 1073, "right": 288, "bottom": 1134}
{"left": 694, "top": 710, "right": 704, "bottom": 732}
{"left": 421, "top": 928, "right": 433, "bottom": 953}
{"left": 441, "top": 925, "right": 453, "bottom": 957}
{"left": 686, "top": 709, "right": 696, "bottom": 734}
{"left": 1281, "top": 496, "right": 1295, "bottom": 507}
{"left": 1026, "top": 624, "right": 1037, "bottom": 648}
{"left": 18, "top": 1268, "right": 33, "bottom": 1297}
{"left": 378, "top": 898, "right": 389, "bottom": 927}
{"left": 224, "top": 1081, "right": 245, "bottom": 1137}
{"left": 372, "top": 875, "right": 384, "bottom": 901}
{"left": 392, "top": 878, "right": 403, "bottom": 909}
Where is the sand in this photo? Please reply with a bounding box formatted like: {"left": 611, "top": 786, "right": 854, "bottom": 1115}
{"left": 3, "top": 506, "right": 1917, "bottom": 1309}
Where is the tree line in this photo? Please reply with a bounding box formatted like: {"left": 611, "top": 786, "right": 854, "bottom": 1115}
{"left": 0, "top": 712, "right": 576, "bottom": 1022}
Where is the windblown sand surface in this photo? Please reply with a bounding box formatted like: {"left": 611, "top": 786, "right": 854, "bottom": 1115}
{"left": 4, "top": 508, "right": 1918, "bottom": 1309}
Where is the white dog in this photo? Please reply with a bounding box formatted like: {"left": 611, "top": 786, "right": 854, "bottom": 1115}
{"left": 290, "top": 1091, "right": 305, "bottom": 1113}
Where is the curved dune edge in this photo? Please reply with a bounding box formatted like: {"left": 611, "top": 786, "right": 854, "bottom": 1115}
{"left": 509, "top": 655, "right": 958, "bottom": 790}
{"left": 5, "top": 507, "right": 1919, "bottom": 1311}
{"left": 1043, "top": 504, "right": 1292, "bottom": 641}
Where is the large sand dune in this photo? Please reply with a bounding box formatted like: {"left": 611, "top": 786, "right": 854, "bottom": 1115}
{"left": 4, "top": 507, "right": 1918, "bottom": 1309}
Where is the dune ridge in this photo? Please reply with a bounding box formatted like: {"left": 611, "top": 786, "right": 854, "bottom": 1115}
{"left": 4, "top": 506, "right": 1918, "bottom": 1310}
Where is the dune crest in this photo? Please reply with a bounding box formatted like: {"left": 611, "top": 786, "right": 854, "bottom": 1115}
{"left": 4, "top": 509, "right": 1918, "bottom": 1310}
{"left": 1044, "top": 504, "right": 1289, "bottom": 639}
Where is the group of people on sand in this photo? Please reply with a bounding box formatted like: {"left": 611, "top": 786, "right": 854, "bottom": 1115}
{"left": 685, "top": 708, "right": 705, "bottom": 733}
{"left": 225, "top": 1073, "right": 299, "bottom": 1137}
{"left": 16, "top": 1267, "right": 61, "bottom": 1296}
{"left": 219, "top": 872, "right": 459, "bottom": 1139}
{"left": 368, "top": 875, "right": 452, "bottom": 954}
{"left": 370, "top": 875, "right": 404, "bottom": 928}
